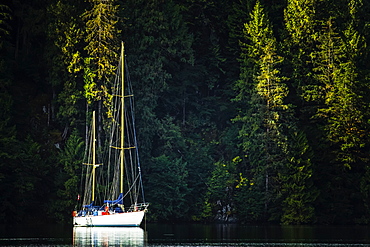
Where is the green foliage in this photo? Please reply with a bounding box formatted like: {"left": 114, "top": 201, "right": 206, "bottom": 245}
{"left": 235, "top": 0, "right": 292, "bottom": 222}
{"left": 284, "top": 0, "right": 317, "bottom": 102}
{"left": 207, "top": 161, "right": 236, "bottom": 207}
{"left": 235, "top": 173, "right": 266, "bottom": 222}
{"left": 51, "top": 129, "right": 84, "bottom": 222}
{"left": 284, "top": 0, "right": 316, "bottom": 44}
{"left": 234, "top": 0, "right": 321, "bottom": 225}
{"left": 202, "top": 158, "right": 241, "bottom": 222}
{"left": 280, "top": 131, "right": 317, "bottom": 224}
{"left": 0, "top": 4, "right": 11, "bottom": 41}
{"left": 122, "top": 0, "right": 218, "bottom": 222}
{"left": 2, "top": 135, "right": 55, "bottom": 224}
{"left": 47, "top": 0, "right": 85, "bottom": 127}
{"left": 82, "top": 0, "right": 120, "bottom": 110}
{"left": 83, "top": 57, "right": 98, "bottom": 104}
{"left": 145, "top": 155, "right": 189, "bottom": 221}
{"left": 2, "top": 0, "right": 370, "bottom": 225}
{"left": 122, "top": 0, "right": 193, "bottom": 162}
{"left": 314, "top": 17, "right": 367, "bottom": 169}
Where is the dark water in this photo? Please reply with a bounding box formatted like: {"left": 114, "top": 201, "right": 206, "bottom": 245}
{"left": 1, "top": 223, "right": 370, "bottom": 246}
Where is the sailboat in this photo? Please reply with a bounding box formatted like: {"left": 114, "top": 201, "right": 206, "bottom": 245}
{"left": 73, "top": 42, "right": 149, "bottom": 227}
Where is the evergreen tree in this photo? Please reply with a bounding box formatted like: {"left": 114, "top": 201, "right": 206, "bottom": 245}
{"left": 283, "top": 0, "right": 318, "bottom": 112}
{"left": 329, "top": 0, "right": 367, "bottom": 170}
{"left": 50, "top": 129, "right": 84, "bottom": 222}
{"left": 122, "top": 0, "right": 196, "bottom": 220}
{"left": 0, "top": 4, "right": 10, "bottom": 39}
{"left": 234, "top": 0, "right": 289, "bottom": 222}
{"left": 82, "top": 0, "right": 120, "bottom": 108}
{"left": 280, "top": 0, "right": 319, "bottom": 224}
{"left": 204, "top": 159, "right": 239, "bottom": 222}
{"left": 47, "top": 0, "right": 86, "bottom": 129}
{"left": 122, "top": 0, "right": 193, "bottom": 160}
{"left": 145, "top": 155, "right": 189, "bottom": 221}
{"left": 311, "top": 2, "right": 368, "bottom": 221}
{"left": 82, "top": 0, "right": 120, "bottom": 151}
{"left": 175, "top": 0, "right": 241, "bottom": 221}
{"left": 280, "top": 131, "right": 317, "bottom": 224}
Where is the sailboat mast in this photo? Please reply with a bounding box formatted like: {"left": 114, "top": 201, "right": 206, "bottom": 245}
{"left": 120, "top": 42, "right": 125, "bottom": 195}
{"left": 92, "top": 110, "right": 96, "bottom": 203}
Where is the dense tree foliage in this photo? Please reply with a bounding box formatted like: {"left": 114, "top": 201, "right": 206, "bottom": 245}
{"left": 1, "top": 0, "right": 370, "bottom": 225}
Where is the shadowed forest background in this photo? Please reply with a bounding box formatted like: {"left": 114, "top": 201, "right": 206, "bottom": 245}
{"left": 1, "top": 0, "right": 370, "bottom": 225}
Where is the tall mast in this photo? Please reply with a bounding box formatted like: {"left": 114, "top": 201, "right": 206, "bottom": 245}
{"left": 84, "top": 111, "right": 101, "bottom": 204}
{"left": 120, "top": 42, "right": 125, "bottom": 194}
{"left": 92, "top": 111, "right": 97, "bottom": 202}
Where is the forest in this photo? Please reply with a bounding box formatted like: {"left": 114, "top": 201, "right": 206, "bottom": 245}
{"left": 1, "top": 0, "right": 370, "bottom": 225}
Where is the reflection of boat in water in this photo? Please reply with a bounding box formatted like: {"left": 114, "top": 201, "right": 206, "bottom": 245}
{"left": 73, "top": 227, "right": 146, "bottom": 246}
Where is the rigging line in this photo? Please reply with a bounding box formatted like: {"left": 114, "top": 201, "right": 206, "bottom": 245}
{"left": 120, "top": 173, "right": 141, "bottom": 201}
{"left": 81, "top": 119, "right": 95, "bottom": 206}
{"left": 106, "top": 62, "right": 124, "bottom": 200}
{"left": 129, "top": 89, "right": 146, "bottom": 203}
{"left": 106, "top": 78, "right": 119, "bottom": 199}
{"left": 125, "top": 108, "right": 136, "bottom": 183}
{"left": 125, "top": 58, "right": 146, "bottom": 202}
{"left": 124, "top": 148, "right": 136, "bottom": 204}
{"left": 109, "top": 152, "right": 120, "bottom": 200}
{"left": 102, "top": 93, "right": 120, "bottom": 199}
{"left": 79, "top": 134, "right": 90, "bottom": 207}
{"left": 124, "top": 59, "right": 138, "bottom": 203}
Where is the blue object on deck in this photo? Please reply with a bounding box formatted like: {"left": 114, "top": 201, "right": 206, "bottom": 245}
{"left": 83, "top": 202, "right": 94, "bottom": 208}
{"left": 104, "top": 193, "right": 123, "bottom": 205}
{"left": 114, "top": 207, "right": 123, "bottom": 213}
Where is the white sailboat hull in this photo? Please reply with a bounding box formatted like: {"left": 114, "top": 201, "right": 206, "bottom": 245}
{"left": 73, "top": 211, "right": 145, "bottom": 227}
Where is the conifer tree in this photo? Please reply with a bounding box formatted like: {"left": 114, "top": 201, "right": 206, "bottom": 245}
{"left": 311, "top": 1, "right": 368, "bottom": 221}
{"left": 81, "top": 0, "right": 120, "bottom": 152}
{"left": 234, "top": 0, "right": 289, "bottom": 221}
{"left": 52, "top": 129, "right": 84, "bottom": 221}
{"left": 313, "top": 13, "right": 367, "bottom": 167}
{"left": 47, "top": 0, "right": 86, "bottom": 129}
{"left": 122, "top": 0, "right": 195, "bottom": 220}
{"left": 280, "top": 131, "right": 317, "bottom": 224}
{"left": 284, "top": 0, "right": 318, "bottom": 111}
{"left": 82, "top": 0, "right": 119, "bottom": 107}
{"left": 281, "top": 0, "right": 318, "bottom": 225}
{"left": 122, "top": 0, "right": 193, "bottom": 159}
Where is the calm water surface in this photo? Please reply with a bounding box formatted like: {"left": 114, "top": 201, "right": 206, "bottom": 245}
{"left": 0, "top": 223, "right": 370, "bottom": 246}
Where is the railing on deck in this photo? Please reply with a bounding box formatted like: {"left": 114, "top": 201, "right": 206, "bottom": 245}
{"left": 127, "top": 203, "right": 150, "bottom": 212}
